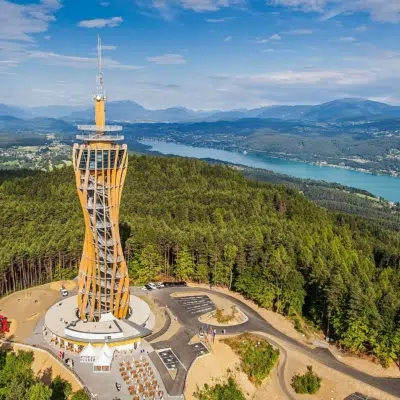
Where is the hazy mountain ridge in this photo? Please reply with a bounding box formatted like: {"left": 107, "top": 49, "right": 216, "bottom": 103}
{"left": 3, "top": 98, "right": 400, "bottom": 123}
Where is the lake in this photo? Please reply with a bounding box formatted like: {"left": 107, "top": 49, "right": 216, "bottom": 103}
{"left": 140, "top": 139, "right": 400, "bottom": 202}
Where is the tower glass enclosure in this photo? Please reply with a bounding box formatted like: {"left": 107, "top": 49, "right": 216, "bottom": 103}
{"left": 72, "top": 36, "right": 129, "bottom": 321}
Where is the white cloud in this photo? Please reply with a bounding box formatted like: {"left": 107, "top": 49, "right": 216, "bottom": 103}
{"left": 261, "top": 48, "right": 275, "bottom": 52}
{"left": 206, "top": 17, "right": 236, "bottom": 22}
{"left": 0, "top": 0, "right": 61, "bottom": 42}
{"left": 137, "top": 0, "right": 244, "bottom": 19}
{"left": 100, "top": 1, "right": 110, "bottom": 6}
{"left": 102, "top": 45, "right": 117, "bottom": 50}
{"left": 44, "top": 35, "right": 51, "bottom": 40}
{"left": 252, "top": 37, "right": 270, "bottom": 43}
{"left": 252, "top": 34, "right": 281, "bottom": 43}
{"left": 355, "top": 24, "right": 368, "bottom": 31}
{"left": 288, "top": 29, "right": 313, "bottom": 35}
{"left": 147, "top": 53, "right": 186, "bottom": 64}
{"left": 270, "top": 34, "right": 281, "bottom": 40}
{"left": 224, "top": 36, "right": 232, "bottom": 42}
{"left": 78, "top": 16, "right": 123, "bottom": 28}
{"left": 28, "top": 50, "right": 143, "bottom": 69}
{"left": 211, "top": 69, "right": 378, "bottom": 103}
{"left": 339, "top": 36, "right": 357, "bottom": 41}
{"left": 269, "top": 0, "right": 400, "bottom": 23}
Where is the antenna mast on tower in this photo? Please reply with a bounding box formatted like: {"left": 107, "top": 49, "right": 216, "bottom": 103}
{"left": 97, "top": 34, "right": 104, "bottom": 97}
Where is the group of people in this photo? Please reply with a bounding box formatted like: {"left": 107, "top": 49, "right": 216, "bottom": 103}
{"left": 58, "top": 350, "right": 74, "bottom": 369}
{"left": 200, "top": 325, "right": 227, "bottom": 342}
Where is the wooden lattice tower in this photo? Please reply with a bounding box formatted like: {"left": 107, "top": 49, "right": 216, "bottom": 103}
{"left": 72, "top": 36, "right": 129, "bottom": 321}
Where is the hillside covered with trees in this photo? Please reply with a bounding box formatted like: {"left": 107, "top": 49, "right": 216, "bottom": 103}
{"left": 0, "top": 155, "right": 400, "bottom": 368}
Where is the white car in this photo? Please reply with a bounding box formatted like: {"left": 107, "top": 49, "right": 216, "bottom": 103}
{"left": 147, "top": 282, "right": 157, "bottom": 290}
{"left": 60, "top": 288, "right": 68, "bottom": 297}
{"left": 140, "top": 286, "right": 148, "bottom": 291}
{"left": 156, "top": 282, "right": 164, "bottom": 288}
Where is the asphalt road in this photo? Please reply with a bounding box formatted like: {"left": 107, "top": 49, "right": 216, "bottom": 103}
{"left": 144, "top": 286, "right": 400, "bottom": 399}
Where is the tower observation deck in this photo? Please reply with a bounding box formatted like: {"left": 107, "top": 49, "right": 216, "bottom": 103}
{"left": 72, "top": 35, "right": 129, "bottom": 321}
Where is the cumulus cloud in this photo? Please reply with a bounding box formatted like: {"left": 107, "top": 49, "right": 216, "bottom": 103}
{"left": 224, "top": 36, "right": 232, "bottom": 42}
{"left": 0, "top": 0, "right": 61, "bottom": 42}
{"left": 136, "top": 0, "right": 244, "bottom": 20}
{"left": 147, "top": 53, "right": 186, "bottom": 64}
{"left": 269, "top": 0, "right": 400, "bottom": 23}
{"left": 78, "top": 16, "right": 123, "bottom": 28}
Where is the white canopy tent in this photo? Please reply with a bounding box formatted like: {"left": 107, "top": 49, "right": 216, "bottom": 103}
{"left": 93, "top": 351, "right": 113, "bottom": 373}
{"left": 102, "top": 343, "right": 114, "bottom": 358}
{"left": 80, "top": 343, "right": 100, "bottom": 363}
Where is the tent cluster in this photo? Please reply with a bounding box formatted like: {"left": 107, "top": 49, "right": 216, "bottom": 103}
{"left": 80, "top": 343, "right": 115, "bottom": 373}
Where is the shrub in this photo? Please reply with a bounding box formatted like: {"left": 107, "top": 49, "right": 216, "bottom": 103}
{"left": 223, "top": 333, "right": 279, "bottom": 386}
{"left": 71, "top": 389, "right": 91, "bottom": 400}
{"left": 194, "top": 377, "right": 245, "bottom": 400}
{"left": 215, "top": 307, "right": 237, "bottom": 323}
{"left": 293, "top": 317, "right": 304, "bottom": 334}
{"left": 291, "top": 365, "right": 322, "bottom": 394}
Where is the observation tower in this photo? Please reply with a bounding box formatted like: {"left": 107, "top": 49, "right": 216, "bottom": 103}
{"left": 73, "top": 36, "right": 129, "bottom": 321}
{"left": 44, "top": 36, "right": 154, "bottom": 350}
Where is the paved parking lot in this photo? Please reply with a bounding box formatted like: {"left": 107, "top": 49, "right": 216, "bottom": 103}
{"left": 344, "top": 393, "right": 378, "bottom": 400}
{"left": 175, "top": 295, "right": 215, "bottom": 315}
{"left": 157, "top": 348, "right": 182, "bottom": 370}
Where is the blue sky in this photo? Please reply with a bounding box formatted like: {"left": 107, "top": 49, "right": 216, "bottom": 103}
{"left": 1, "top": 0, "right": 400, "bottom": 110}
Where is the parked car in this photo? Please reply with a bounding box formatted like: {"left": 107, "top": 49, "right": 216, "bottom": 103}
{"left": 156, "top": 282, "right": 164, "bottom": 288}
{"left": 60, "top": 287, "right": 68, "bottom": 297}
{"left": 162, "top": 281, "right": 187, "bottom": 288}
{"left": 145, "top": 284, "right": 153, "bottom": 291}
{"left": 140, "top": 286, "right": 148, "bottom": 291}
{"left": 147, "top": 282, "right": 157, "bottom": 290}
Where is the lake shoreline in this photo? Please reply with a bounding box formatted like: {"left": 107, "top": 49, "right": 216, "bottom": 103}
{"left": 139, "top": 139, "right": 400, "bottom": 202}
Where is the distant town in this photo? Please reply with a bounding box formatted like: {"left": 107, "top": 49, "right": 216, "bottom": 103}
{"left": 0, "top": 134, "right": 71, "bottom": 171}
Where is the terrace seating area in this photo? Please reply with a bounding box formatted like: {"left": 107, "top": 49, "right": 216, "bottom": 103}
{"left": 48, "top": 333, "right": 83, "bottom": 354}
{"left": 119, "top": 358, "right": 165, "bottom": 400}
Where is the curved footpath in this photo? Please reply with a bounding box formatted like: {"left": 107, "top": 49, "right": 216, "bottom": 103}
{"left": 252, "top": 332, "right": 296, "bottom": 400}
{"left": 146, "top": 308, "right": 172, "bottom": 342}
{"left": 149, "top": 287, "right": 400, "bottom": 399}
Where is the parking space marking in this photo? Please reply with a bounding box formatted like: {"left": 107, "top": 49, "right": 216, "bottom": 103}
{"left": 156, "top": 348, "right": 187, "bottom": 371}
{"left": 175, "top": 295, "right": 216, "bottom": 316}
{"left": 344, "top": 394, "right": 378, "bottom": 400}
{"left": 190, "top": 342, "right": 209, "bottom": 358}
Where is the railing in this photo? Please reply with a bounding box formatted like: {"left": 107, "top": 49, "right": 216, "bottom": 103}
{"left": 77, "top": 125, "right": 122, "bottom": 132}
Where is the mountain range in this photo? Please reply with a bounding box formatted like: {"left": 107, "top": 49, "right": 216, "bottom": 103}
{"left": 2, "top": 98, "right": 400, "bottom": 123}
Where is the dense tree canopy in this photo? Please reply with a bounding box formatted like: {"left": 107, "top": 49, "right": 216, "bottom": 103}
{"left": 1, "top": 155, "right": 400, "bottom": 368}
{"left": 0, "top": 349, "right": 82, "bottom": 400}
